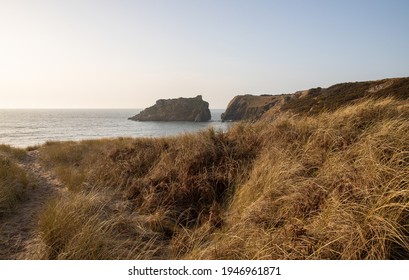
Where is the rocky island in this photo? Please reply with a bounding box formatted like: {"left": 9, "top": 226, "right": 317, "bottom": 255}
{"left": 129, "top": 95, "right": 211, "bottom": 122}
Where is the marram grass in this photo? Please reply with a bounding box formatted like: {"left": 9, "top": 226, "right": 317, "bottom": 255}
{"left": 2, "top": 97, "right": 409, "bottom": 259}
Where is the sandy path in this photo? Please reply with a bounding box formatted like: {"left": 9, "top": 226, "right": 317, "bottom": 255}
{"left": 0, "top": 150, "right": 65, "bottom": 259}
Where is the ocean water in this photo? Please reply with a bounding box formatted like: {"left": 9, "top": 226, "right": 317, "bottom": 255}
{"left": 0, "top": 109, "right": 229, "bottom": 148}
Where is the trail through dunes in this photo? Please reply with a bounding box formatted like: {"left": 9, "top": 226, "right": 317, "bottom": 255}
{"left": 0, "top": 150, "right": 65, "bottom": 259}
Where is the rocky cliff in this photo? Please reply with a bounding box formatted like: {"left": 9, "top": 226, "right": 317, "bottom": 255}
{"left": 129, "top": 95, "right": 211, "bottom": 122}
{"left": 221, "top": 94, "right": 288, "bottom": 121}
{"left": 222, "top": 77, "right": 409, "bottom": 121}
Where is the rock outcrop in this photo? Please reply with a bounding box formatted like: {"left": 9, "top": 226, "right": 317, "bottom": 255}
{"left": 222, "top": 77, "right": 409, "bottom": 122}
{"left": 221, "top": 94, "right": 287, "bottom": 122}
{"left": 129, "top": 95, "right": 211, "bottom": 122}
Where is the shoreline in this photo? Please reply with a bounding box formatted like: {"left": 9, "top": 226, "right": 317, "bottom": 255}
{"left": 0, "top": 109, "right": 229, "bottom": 149}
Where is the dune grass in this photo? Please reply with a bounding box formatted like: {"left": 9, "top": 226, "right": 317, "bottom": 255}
{"left": 193, "top": 98, "right": 409, "bottom": 259}
{"left": 27, "top": 97, "right": 409, "bottom": 259}
{"left": 35, "top": 192, "right": 162, "bottom": 259}
{"left": 37, "top": 138, "right": 135, "bottom": 192}
{"left": 0, "top": 144, "right": 27, "bottom": 161}
{"left": 0, "top": 146, "right": 29, "bottom": 216}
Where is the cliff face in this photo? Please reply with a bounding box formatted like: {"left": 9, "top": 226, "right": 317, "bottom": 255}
{"left": 222, "top": 77, "right": 409, "bottom": 121}
{"left": 221, "top": 94, "right": 287, "bottom": 122}
{"left": 129, "top": 95, "right": 211, "bottom": 122}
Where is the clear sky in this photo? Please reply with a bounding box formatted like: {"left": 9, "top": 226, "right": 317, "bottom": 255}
{"left": 1, "top": 0, "right": 408, "bottom": 109}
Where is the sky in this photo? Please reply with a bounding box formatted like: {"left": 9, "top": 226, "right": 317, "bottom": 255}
{"left": 0, "top": 0, "right": 408, "bottom": 109}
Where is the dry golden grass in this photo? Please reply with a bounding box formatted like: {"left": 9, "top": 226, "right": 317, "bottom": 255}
{"left": 33, "top": 192, "right": 162, "bottom": 259}
{"left": 0, "top": 148, "right": 29, "bottom": 216}
{"left": 192, "top": 98, "right": 409, "bottom": 259}
{"left": 0, "top": 144, "right": 27, "bottom": 161}
{"left": 26, "top": 97, "right": 409, "bottom": 260}
{"left": 37, "top": 138, "right": 135, "bottom": 191}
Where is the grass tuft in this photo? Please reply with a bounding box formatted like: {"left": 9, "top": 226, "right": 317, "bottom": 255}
{"left": 0, "top": 149, "right": 29, "bottom": 216}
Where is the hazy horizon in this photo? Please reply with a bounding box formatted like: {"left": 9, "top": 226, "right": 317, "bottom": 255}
{"left": 0, "top": 107, "right": 227, "bottom": 110}
{"left": 1, "top": 0, "right": 408, "bottom": 109}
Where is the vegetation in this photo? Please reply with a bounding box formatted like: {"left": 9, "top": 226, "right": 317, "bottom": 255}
{"left": 0, "top": 145, "right": 30, "bottom": 216}
{"left": 0, "top": 144, "right": 27, "bottom": 161}
{"left": 13, "top": 96, "right": 407, "bottom": 260}
{"left": 280, "top": 77, "right": 409, "bottom": 115}
{"left": 1, "top": 79, "right": 408, "bottom": 259}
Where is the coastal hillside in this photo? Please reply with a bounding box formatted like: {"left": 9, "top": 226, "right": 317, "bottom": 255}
{"left": 222, "top": 77, "right": 409, "bottom": 121}
{"left": 0, "top": 78, "right": 408, "bottom": 260}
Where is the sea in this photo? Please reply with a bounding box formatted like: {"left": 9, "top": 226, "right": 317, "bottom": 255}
{"left": 0, "top": 109, "right": 230, "bottom": 148}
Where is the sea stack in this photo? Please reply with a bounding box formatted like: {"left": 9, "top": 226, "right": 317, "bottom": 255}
{"left": 129, "top": 95, "right": 211, "bottom": 122}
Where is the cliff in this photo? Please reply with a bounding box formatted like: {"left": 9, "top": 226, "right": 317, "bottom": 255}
{"left": 129, "top": 95, "right": 211, "bottom": 122}
{"left": 222, "top": 77, "right": 409, "bottom": 121}
{"left": 220, "top": 94, "right": 288, "bottom": 121}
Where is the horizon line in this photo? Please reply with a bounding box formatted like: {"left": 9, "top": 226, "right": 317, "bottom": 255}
{"left": 0, "top": 107, "right": 226, "bottom": 110}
